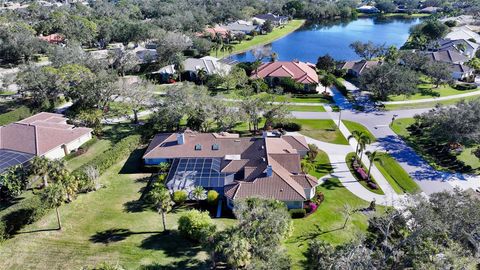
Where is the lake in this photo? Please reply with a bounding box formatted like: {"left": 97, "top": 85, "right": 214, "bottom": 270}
{"left": 231, "top": 17, "right": 421, "bottom": 62}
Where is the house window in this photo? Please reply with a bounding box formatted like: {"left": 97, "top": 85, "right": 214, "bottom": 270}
{"left": 212, "top": 143, "right": 220, "bottom": 150}
{"left": 194, "top": 144, "right": 202, "bottom": 151}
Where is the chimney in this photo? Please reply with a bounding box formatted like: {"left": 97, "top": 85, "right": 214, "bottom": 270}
{"left": 177, "top": 133, "right": 185, "bottom": 145}
{"left": 266, "top": 165, "right": 273, "bottom": 177}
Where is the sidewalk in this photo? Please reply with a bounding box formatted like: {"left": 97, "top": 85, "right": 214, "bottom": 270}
{"left": 382, "top": 89, "right": 480, "bottom": 105}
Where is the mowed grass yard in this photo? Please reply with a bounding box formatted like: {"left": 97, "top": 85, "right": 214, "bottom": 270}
{"left": 286, "top": 178, "right": 377, "bottom": 269}
{"left": 293, "top": 119, "right": 349, "bottom": 145}
{"left": 374, "top": 153, "right": 420, "bottom": 194}
{"left": 342, "top": 120, "right": 376, "bottom": 142}
{"left": 0, "top": 149, "right": 235, "bottom": 270}
{"left": 391, "top": 118, "right": 480, "bottom": 173}
{"left": 388, "top": 83, "right": 479, "bottom": 102}
{"left": 385, "top": 94, "right": 480, "bottom": 111}
{"left": 286, "top": 105, "right": 326, "bottom": 112}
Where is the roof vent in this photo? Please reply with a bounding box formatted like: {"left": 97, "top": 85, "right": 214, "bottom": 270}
{"left": 212, "top": 143, "right": 220, "bottom": 150}
{"left": 266, "top": 165, "right": 273, "bottom": 177}
{"left": 194, "top": 144, "right": 202, "bottom": 151}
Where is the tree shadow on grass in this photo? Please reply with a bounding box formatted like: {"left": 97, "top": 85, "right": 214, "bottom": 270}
{"left": 90, "top": 228, "right": 161, "bottom": 245}
{"left": 139, "top": 259, "right": 210, "bottom": 270}
{"left": 123, "top": 199, "right": 152, "bottom": 213}
{"left": 119, "top": 148, "right": 146, "bottom": 174}
{"left": 320, "top": 178, "right": 343, "bottom": 190}
{"left": 140, "top": 231, "right": 202, "bottom": 258}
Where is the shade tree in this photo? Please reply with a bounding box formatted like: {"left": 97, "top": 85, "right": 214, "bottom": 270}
{"left": 349, "top": 41, "right": 387, "bottom": 60}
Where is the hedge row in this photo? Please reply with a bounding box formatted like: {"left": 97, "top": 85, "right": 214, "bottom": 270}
{"left": 75, "top": 135, "right": 141, "bottom": 176}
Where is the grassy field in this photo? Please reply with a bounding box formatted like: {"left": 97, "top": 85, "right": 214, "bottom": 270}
{"left": 293, "top": 119, "right": 349, "bottom": 145}
{"left": 385, "top": 95, "right": 480, "bottom": 110}
{"left": 0, "top": 150, "right": 235, "bottom": 270}
{"left": 391, "top": 118, "right": 480, "bottom": 173}
{"left": 0, "top": 105, "right": 33, "bottom": 126}
{"left": 374, "top": 152, "right": 420, "bottom": 194}
{"left": 221, "top": 91, "right": 331, "bottom": 104}
{"left": 388, "top": 83, "right": 479, "bottom": 102}
{"left": 211, "top": 20, "right": 305, "bottom": 58}
{"left": 342, "top": 120, "right": 376, "bottom": 142}
{"left": 345, "top": 152, "right": 384, "bottom": 195}
{"left": 286, "top": 178, "right": 377, "bottom": 269}
{"left": 286, "top": 105, "right": 326, "bottom": 112}
{"left": 309, "top": 150, "right": 334, "bottom": 179}
{"left": 66, "top": 139, "right": 113, "bottom": 171}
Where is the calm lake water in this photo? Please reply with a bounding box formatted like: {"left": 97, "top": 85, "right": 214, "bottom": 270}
{"left": 231, "top": 17, "right": 421, "bottom": 62}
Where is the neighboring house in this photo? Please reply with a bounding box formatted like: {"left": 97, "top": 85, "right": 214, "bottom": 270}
{"left": 143, "top": 130, "right": 318, "bottom": 209}
{"left": 134, "top": 47, "right": 157, "bottom": 64}
{"left": 253, "top": 13, "right": 289, "bottom": 26}
{"left": 420, "top": 6, "right": 440, "bottom": 13}
{"left": 0, "top": 112, "right": 92, "bottom": 173}
{"left": 445, "top": 26, "right": 480, "bottom": 43}
{"left": 356, "top": 5, "right": 380, "bottom": 13}
{"left": 154, "top": 56, "right": 232, "bottom": 81}
{"left": 39, "top": 33, "right": 65, "bottom": 44}
{"left": 450, "top": 64, "right": 475, "bottom": 80}
{"left": 423, "top": 50, "right": 469, "bottom": 64}
{"left": 202, "top": 25, "right": 230, "bottom": 38}
{"left": 429, "top": 39, "right": 479, "bottom": 58}
{"left": 251, "top": 61, "right": 319, "bottom": 91}
{"left": 440, "top": 15, "right": 477, "bottom": 26}
{"left": 339, "top": 60, "right": 380, "bottom": 77}
{"left": 221, "top": 21, "right": 259, "bottom": 35}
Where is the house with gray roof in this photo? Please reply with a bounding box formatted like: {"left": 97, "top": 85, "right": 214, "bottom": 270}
{"left": 339, "top": 60, "right": 380, "bottom": 77}
{"left": 423, "top": 50, "right": 469, "bottom": 64}
{"left": 143, "top": 130, "right": 318, "bottom": 209}
{"left": 253, "top": 13, "right": 289, "bottom": 26}
{"left": 0, "top": 112, "right": 92, "bottom": 173}
{"left": 221, "top": 20, "right": 259, "bottom": 35}
{"left": 429, "top": 39, "right": 479, "bottom": 58}
{"left": 154, "top": 56, "right": 232, "bottom": 81}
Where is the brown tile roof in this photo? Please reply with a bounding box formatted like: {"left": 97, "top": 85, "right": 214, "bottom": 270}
{"left": 0, "top": 112, "right": 92, "bottom": 156}
{"left": 251, "top": 61, "right": 319, "bottom": 84}
{"left": 292, "top": 174, "right": 318, "bottom": 188}
{"left": 269, "top": 153, "right": 301, "bottom": 173}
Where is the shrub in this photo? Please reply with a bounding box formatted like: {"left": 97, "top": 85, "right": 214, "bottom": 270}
{"left": 178, "top": 209, "right": 216, "bottom": 242}
{"left": 206, "top": 190, "right": 219, "bottom": 205}
{"left": 289, "top": 208, "right": 306, "bottom": 219}
{"left": 75, "top": 135, "right": 141, "bottom": 176}
{"left": 173, "top": 190, "right": 188, "bottom": 205}
{"left": 453, "top": 83, "right": 477, "bottom": 90}
{"left": 274, "top": 122, "right": 302, "bottom": 131}
{"left": 1, "top": 195, "right": 49, "bottom": 237}
{"left": 444, "top": 20, "right": 457, "bottom": 27}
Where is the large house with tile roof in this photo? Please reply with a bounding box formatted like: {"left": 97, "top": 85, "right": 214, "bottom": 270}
{"left": 143, "top": 130, "right": 318, "bottom": 209}
{"left": 0, "top": 112, "right": 92, "bottom": 173}
{"left": 251, "top": 61, "right": 319, "bottom": 91}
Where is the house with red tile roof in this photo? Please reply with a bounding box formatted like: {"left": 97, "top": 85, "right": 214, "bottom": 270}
{"left": 38, "top": 33, "right": 65, "bottom": 44}
{"left": 251, "top": 61, "right": 319, "bottom": 91}
{"left": 143, "top": 130, "right": 318, "bottom": 209}
{"left": 0, "top": 112, "right": 92, "bottom": 173}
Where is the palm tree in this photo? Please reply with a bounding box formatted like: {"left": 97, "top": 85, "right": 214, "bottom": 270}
{"left": 301, "top": 159, "right": 315, "bottom": 174}
{"left": 173, "top": 54, "right": 185, "bottom": 82}
{"left": 191, "top": 186, "right": 207, "bottom": 205}
{"left": 348, "top": 131, "right": 371, "bottom": 162}
{"left": 149, "top": 183, "right": 173, "bottom": 232}
{"left": 365, "top": 151, "right": 382, "bottom": 182}
{"left": 222, "top": 44, "right": 234, "bottom": 57}
{"left": 158, "top": 162, "right": 170, "bottom": 173}
{"left": 41, "top": 183, "right": 66, "bottom": 230}
{"left": 251, "top": 60, "right": 262, "bottom": 78}
{"left": 270, "top": 52, "right": 278, "bottom": 62}
{"left": 30, "top": 156, "right": 50, "bottom": 188}
{"left": 197, "top": 68, "right": 208, "bottom": 85}
{"left": 320, "top": 74, "right": 335, "bottom": 93}
{"left": 307, "top": 143, "right": 319, "bottom": 162}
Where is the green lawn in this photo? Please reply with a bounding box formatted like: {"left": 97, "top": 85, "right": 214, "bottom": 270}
{"left": 0, "top": 151, "right": 235, "bottom": 270}
{"left": 211, "top": 20, "right": 305, "bottom": 58}
{"left": 286, "top": 178, "right": 378, "bottom": 269}
{"left": 0, "top": 105, "right": 33, "bottom": 126}
{"left": 286, "top": 105, "right": 326, "bottom": 112}
{"left": 374, "top": 152, "right": 420, "bottom": 194}
{"left": 345, "top": 152, "right": 384, "bottom": 195}
{"left": 293, "top": 119, "right": 349, "bottom": 145}
{"left": 309, "top": 150, "right": 334, "bottom": 179}
{"left": 342, "top": 120, "right": 376, "bottom": 142}
{"left": 66, "top": 139, "right": 113, "bottom": 171}
{"left": 391, "top": 118, "right": 480, "bottom": 173}
{"left": 385, "top": 95, "right": 480, "bottom": 110}
{"left": 388, "top": 83, "right": 479, "bottom": 102}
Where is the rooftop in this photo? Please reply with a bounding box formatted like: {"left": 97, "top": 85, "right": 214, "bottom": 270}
{"left": 251, "top": 61, "right": 319, "bottom": 84}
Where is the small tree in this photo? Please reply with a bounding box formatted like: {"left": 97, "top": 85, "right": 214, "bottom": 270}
{"left": 149, "top": 183, "right": 173, "bottom": 232}
{"left": 207, "top": 190, "right": 219, "bottom": 205}
{"left": 320, "top": 74, "right": 335, "bottom": 93}
{"left": 307, "top": 144, "right": 319, "bottom": 162}
{"left": 30, "top": 156, "right": 51, "bottom": 188}
{"left": 348, "top": 131, "right": 371, "bottom": 162}
{"left": 316, "top": 54, "right": 335, "bottom": 72}
{"left": 41, "top": 183, "right": 66, "bottom": 230}
{"left": 365, "top": 151, "right": 382, "bottom": 181}
{"left": 178, "top": 209, "right": 216, "bottom": 242}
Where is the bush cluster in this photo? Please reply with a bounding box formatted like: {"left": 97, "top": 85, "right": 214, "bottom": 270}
{"left": 454, "top": 83, "right": 477, "bottom": 90}
{"left": 75, "top": 135, "right": 141, "bottom": 176}
{"left": 274, "top": 122, "right": 302, "bottom": 131}
{"left": 173, "top": 190, "right": 188, "bottom": 205}
{"left": 178, "top": 209, "right": 216, "bottom": 242}
{"left": 207, "top": 190, "right": 219, "bottom": 205}
{"left": 289, "top": 208, "right": 306, "bottom": 218}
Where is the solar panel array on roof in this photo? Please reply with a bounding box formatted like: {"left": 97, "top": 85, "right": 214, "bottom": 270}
{"left": 166, "top": 158, "right": 228, "bottom": 193}
{"left": 0, "top": 149, "right": 34, "bottom": 173}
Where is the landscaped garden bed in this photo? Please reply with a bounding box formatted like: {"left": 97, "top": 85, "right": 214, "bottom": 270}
{"left": 345, "top": 152, "right": 384, "bottom": 195}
